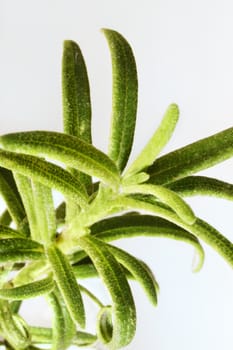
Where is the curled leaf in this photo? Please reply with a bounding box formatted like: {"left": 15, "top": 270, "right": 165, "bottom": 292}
{"left": 78, "top": 235, "right": 136, "bottom": 349}
{"left": 91, "top": 214, "right": 205, "bottom": 272}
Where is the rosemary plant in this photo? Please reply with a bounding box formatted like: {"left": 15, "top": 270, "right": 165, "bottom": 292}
{"left": 0, "top": 29, "right": 232, "bottom": 350}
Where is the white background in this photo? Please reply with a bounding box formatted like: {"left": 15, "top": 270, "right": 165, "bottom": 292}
{"left": 1, "top": 1, "right": 233, "bottom": 349}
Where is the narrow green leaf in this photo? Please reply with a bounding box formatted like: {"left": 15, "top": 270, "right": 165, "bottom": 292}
{"left": 32, "top": 181, "right": 56, "bottom": 244}
{"left": 0, "top": 225, "right": 25, "bottom": 239}
{"left": 0, "top": 209, "right": 12, "bottom": 226}
{"left": 91, "top": 214, "right": 205, "bottom": 272}
{"left": 0, "top": 149, "right": 88, "bottom": 208}
{"left": 62, "top": 40, "right": 92, "bottom": 191}
{"left": 47, "top": 285, "right": 76, "bottom": 350}
{"left": 96, "top": 306, "right": 113, "bottom": 344}
{"left": 167, "top": 175, "right": 233, "bottom": 200}
{"left": 29, "top": 326, "right": 52, "bottom": 344}
{"left": 72, "top": 263, "right": 99, "bottom": 279}
{"left": 0, "top": 131, "right": 120, "bottom": 189}
{"left": 62, "top": 40, "right": 92, "bottom": 143}
{"left": 107, "top": 243, "right": 158, "bottom": 306}
{"left": 0, "top": 167, "right": 25, "bottom": 227}
{"left": 0, "top": 238, "right": 44, "bottom": 262}
{"left": 72, "top": 331, "right": 97, "bottom": 347}
{"left": 125, "top": 104, "right": 179, "bottom": 176}
{"left": 13, "top": 173, "right": 38, "bottom": 239}
{"left": 147, "top": 127, "right": 233, "bottom": 185}
{"left": 102, "top": 28, "right": 138, "bottom": 172}
{"left": 0, "top": 275, "right": 54, "bottom": 300}
{"left": 78, "top": 235, "right": 136, "bottom": 349}
{"left": 0, "top": 300, "right": 30, "bottom": 349}
{"left": 119, "top": 196, "right": 233, "bottom": 269}
{"left": 13, "top": 261, "right": 49, "bottom": 287}
{"left": 46, "top": 245, "right": 85, "bottom": 328}
{"left": 123, "top": 183, "right": 196, "bottom": 224}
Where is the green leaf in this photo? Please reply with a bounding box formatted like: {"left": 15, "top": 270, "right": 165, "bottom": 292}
{"left": 47, "top": 285, "right": 76, "bottom": 350}
{"left": 123, "top": 183, "right": 196, "bottom": 225}
{"left": 167, "top": 175, "right": 233, "bottom": 200}
{"left": 107, "top": 243, "right": 158, "bottom": 306}
{"left": 0, "top": 131, "right": 120, "bottom": 189}
{"left": 72, "top": 331, "right": 97, "bottom": 347}
{"left": 147, "top": 127, "right": 233, "bottom": 185}
{"left": 0, "top": 238, "right": 44, "bottom": 262}
{"left": 79, "top": 284, "right": 104, "bottom": 308}
{"left": 0, "top": 149, "right": 88, "bottom": 208}
{"left": 46, "top": 245, "right": 85, "bottom": 328}
{"left": 96, "top": 306, "right": 113, "bottom": 344}
{"left": 0, "top": 300, "right": 30, "bottom": 349}
{"left": 119, "top": 196, "right": 233, "bottom": 269}
{"left": 78, "top": 235, "right": 136, "bottom": 349}
{"left": 0, "top": 275, "right": 54, "bottom": 300}
{"left": 0, "top": 225, "right": 25, "bottom": 239}
{"left": 125, "top": 104, "right": 179, "bottom": 176}
{"left": 0, "top": 167, "right": 25, "bottom": 228}
{"left": 32, "top": 181, "right": 56, "bottom": 244}
{"left": 62, "top": 40, "right": 92, "bottom": 192}
{"left": 62, "top": 40, "right": 92, "bottom": 143}
{"left": 91, "top": 214, "right": 205, "bottom": 272}
{"left": 72, "top": 263, "right": 99, "bottom": 279}
{"left": 0, "top": 209, "right": 12, "bottom": 226}
{"left": 102, "top": 28, "right": 138, "bottom": 172}
{"left": 13, "top": 173, "right": 38, "bottom": 240}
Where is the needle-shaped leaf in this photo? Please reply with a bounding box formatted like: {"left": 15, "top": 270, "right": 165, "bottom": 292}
{"left": 123, "top": 183, "right": 196, "bottom": 224}
{"left": 0, "top": 131, "right": 120, "bottom": 189}
{"left": 0, "top": 238, "right": 44, "bottom": 262}
{"left": 106, "top": 243, "right": 158, "bottom": 306}
{"left": 119, "top": 196, "right": 233, "bottom": 269}
{"left": 62, "top": 41, "right": 92, "bottom": 143}
{"left": 0, "top": 149, "right": 88, "bottom": 208}
{"left": 78, "top": 235, "right": 136, "bottom": 349}
{"left": 102, "top": 28, "right": 138, "bottom": 172}
{"left": 0, "top": 225, "right": 25, "bottom": 239}
{"left": 0, "top": 209, "right": 12, "bottom": 226}
{"left": 14, "top": 173, "right": 38, "bottom": 240}
{"left": 91, "top": 214, "right": 205, "bottom": 272}
{"left": 0, "top": 167, "right": 25, "bottom": 227}
{"left": 167, "top": 175, "right": 233, "bottom": 200}
{"left": 46, "top": 245, "right": 85, "bottom": 328}
{"left": 0, "top": 275, "right": 54, "bottom": 300}
{"left": 147, "top": 127, "right": 233, "bottom": 185}
{"left": 47, "top": 285, "right": 76, "bottom": 350}
{"left": 72, "top": 263, "right": 99, "bottom": 279}
{"left": 62, "top": 40, "right": 92, "bottom": 192}
{"left": 125, "top": 104, "right": 179, "bottom": 176}
{"left": 32, "top": 181, "right": 56, "bottom": 244}
{"left": 0, "top": 300, "right": 30, "bottom": 349}
{"left": 96, "top": 306, "right": 113, "bottom": 344}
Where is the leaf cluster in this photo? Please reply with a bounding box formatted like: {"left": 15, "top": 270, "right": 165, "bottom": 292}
{"left": 0, "top": 29, "right": 232, "bottom": 350}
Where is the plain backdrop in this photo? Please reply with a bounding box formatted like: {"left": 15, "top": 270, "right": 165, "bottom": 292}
{"left": 1, "top": 1, "right": 233, "bottom": 349}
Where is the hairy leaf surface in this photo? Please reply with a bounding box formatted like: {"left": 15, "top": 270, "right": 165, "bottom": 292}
{"left": 103, "top": 29, "right": 138, "bottom": 172}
